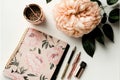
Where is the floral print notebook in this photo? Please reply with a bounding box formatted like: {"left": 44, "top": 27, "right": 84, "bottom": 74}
{"left": 3, "top": 28, "right": 70, "bottom": 80}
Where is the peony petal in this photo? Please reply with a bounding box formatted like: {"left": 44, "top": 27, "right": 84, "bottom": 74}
{"left": 53, "top": 0, "right": 101, "bottom": 38}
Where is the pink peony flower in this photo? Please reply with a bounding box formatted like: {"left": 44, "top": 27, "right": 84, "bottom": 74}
{"left": 53, "top": 0, "right": 101, "bottom": 38}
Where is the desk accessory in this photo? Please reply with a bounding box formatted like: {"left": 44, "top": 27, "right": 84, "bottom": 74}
{"left": 61, "top": 46, "right": 76, "bottom": 79}
{"left": 23, "top": 4, "right": 45, "bottom": 25}
{"left": 75, "top": 61, "right": 87, "bottom": 79}
{"left": 3, "top": 28, "right": 70, "bottom": 80}
{"left": 67, "top": 52, "right": 81, "bottom": 79}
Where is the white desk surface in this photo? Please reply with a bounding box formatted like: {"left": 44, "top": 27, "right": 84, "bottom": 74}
{"left": 0, "top": 0, "right": 120, "bottom": 80}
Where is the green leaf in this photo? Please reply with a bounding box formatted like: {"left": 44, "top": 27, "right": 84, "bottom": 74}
{"left": 42, "top": 42, "right": 46, "bottom": 48}
{"left": 20, "top": 67, "right": 27, "bottom": 74}
{"left": 29, "top": 47, "right": 36, "bottom": 51}
{"left": 102, "top": 24, "right": 114, "bottom": 42}
{"left": 57, "top": 40, "right": 60, "bottom": 43}
{"left": 43, "top": 33, "right": 47, "bottom": 39}
{"left": 49, "top": 35, "right": 53, "bottom": 39}
{"left": 82, "top": 34, "right": 96, "bottom": 57}
{"left": 38, "top": 48, "right": 41, "bottom": 54}
{"left": 9, "top": 57, "right": 19, "bottom": 66}
{"left": 23, "top": 76, "right": 29, "bottom": 80}
{"left": 43, "top": 75, "right": 45, "bottom": 80}
{"left": 96, "top": 0, "right": 102, "bottom": 6}
{"left": 49, "top": 44, "right": 53, "bottom": 48}
{"left": 45, "top": 42, "right": 49, "bottom": 49}
{"left": 101, "top": 13, "right": 107, "bottom": 24}
{"left": 50, "top": 63, "right": 54, "bottom": 69}
{"left": 51, "top": 45, "right": 54, "bottom": 47}
{"left": 109, "top": 8, "right": 120, "bottom": 23}
{"left": 107, "top": 0, "right": 118, "bottom": 5}
{"left": 40, "top": 74, "right": 47, "bottom": 80}
{"left": 91, "top": 0, "right": 98, "bottom": 1}
{"left": 10, "top": 61, "right": 19, "bottom": 66}
{"left": 93, "top": 27, "right": 105, "bottom": 45}
{"left": 11, "top": 69, "right": 14, "bottom": 73}
{"left": 46, "top": 0, "right": 52, "bottom": 3}
{"left": 42, "top": 41, "right": 49, "bottom": 49}
{"left": 91, "top": 0, "right": 102, "bottom": 6}
{"left": 27, "top": 73, "right": 36, "bottom": 76}
{"left": 40, "top": 74, "right": 42, "bottom": 80}
{"left": 42, "top": 40, "right": 47, "bottom": 42}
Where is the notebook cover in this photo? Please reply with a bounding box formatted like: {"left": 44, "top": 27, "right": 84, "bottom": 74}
{"left": 3, "top": 28, "right": 70, "bottom": 80}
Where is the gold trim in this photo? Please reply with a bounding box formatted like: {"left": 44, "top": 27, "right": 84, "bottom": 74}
{"left": 5, "top": 28, "right": 29, "bottom": 68}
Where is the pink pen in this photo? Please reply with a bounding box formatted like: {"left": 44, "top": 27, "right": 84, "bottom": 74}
{"left": 67, "top": 52, "right": 81, "bottom": 79}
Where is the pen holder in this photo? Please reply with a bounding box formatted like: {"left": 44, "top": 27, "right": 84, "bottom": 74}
{"left": 23, "top": 4, "right": 45, "bottom": 25}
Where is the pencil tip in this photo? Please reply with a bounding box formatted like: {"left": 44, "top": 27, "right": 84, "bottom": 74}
{"left": 79, "top": 52, "right": 81, "bottom": 55}
{"left": 74, "top": 46, "right": 76, "bottom": 51}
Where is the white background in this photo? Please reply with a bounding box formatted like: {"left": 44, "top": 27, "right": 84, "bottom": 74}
{"left": 0, "top": 0, "right": 120, "bottom": 80}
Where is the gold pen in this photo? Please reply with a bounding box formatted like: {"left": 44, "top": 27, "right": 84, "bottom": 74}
{"left": 61, "top": 46, "right": 76, "bottom": 79}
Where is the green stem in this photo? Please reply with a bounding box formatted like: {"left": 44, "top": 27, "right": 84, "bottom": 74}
{"left": 101, "top": 5, "right": 106, "bottom": 13}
